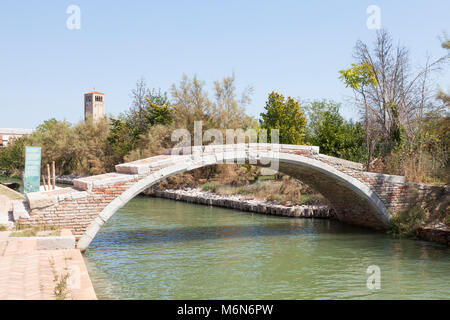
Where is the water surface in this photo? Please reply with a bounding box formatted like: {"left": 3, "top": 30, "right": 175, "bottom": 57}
{"left": 83, "top": 196, "right": 450, "bottom": 299}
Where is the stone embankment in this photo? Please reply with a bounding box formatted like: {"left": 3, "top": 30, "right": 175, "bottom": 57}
{"left": 417, "top": 223, "right": 450, "bottom": 246}
{"left": 146, "top": 188, "right": 335, "bottom": 219}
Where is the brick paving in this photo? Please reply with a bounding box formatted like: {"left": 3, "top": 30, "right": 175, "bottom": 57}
{"left": 0, "top": 231, "right": 96, "bottom": 300}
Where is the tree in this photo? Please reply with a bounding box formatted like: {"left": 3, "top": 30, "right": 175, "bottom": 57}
{"left": 127, "top": 82, "right": 173, "bottom": 133}
{"left": 143, "top": 99, "right": 172, "bottom": 127}
{"left": 107, "top": 117, "right": 138, "bottom": 159}
{"left": 0, "top": 117, "right": 117, "bottom": 176}
{"left": 171, "top": 74, "right": 256, "bottom": 137}
{"left": 130, "top": 77, "right": 148, "bottom": 132}
{"left": 260, "top": 92, "right": 307, "bottom": 144}
{"left": 143, "top": 89, "right": 173, "bottom": 127}
{"left": 0, "top": 136, "right": 27, "bottom": 176}
{"left": 212, "top": 72, "right": 255, "bottom": 130}
{"left": 72, "top": 118, "right": 115, "bottom": 175}
{"left": 31, "top": 119, "right": 81, "bottom": 174}
{"left": 339, "top": 29, "right": 450, "bottom": 169}
{"left": 305, "top": 100, "right": 367, "bottom": 162}
{"left": 171, "top": 74, "right": 214, "bottom": 134}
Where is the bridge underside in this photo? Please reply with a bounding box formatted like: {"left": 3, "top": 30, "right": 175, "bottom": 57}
{"left": 277, "top": 162, "right": 385, "bottom": 229}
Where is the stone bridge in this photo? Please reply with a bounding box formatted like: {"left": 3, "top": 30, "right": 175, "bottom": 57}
{"left": 16, "top": 144, "right": 429, "bottom": 251}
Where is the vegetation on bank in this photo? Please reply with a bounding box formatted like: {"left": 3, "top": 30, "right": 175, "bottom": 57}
{"left": 388, "top": 206, "right": 426, "bottom": 238}
{"left": 200, "top": 178, "right": 327, "bottom": 206}
{"left": 338, "top": 30, "right": 449, "bottom": 184}
{"left": 9, "top": 224, "right": 60, "bottom": 237}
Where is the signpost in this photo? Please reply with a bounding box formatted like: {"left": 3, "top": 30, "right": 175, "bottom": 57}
{"left": 24, "top": 146, "right": 41, "bottom": 193}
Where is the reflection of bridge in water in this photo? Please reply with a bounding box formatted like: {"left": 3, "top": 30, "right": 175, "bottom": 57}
{"left": 17, "top": 144, "right": 430, "bottom": 251}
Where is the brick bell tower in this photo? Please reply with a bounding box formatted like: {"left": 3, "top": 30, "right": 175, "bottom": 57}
{"left": 84, "top": 91, "right": 105, "bottom": 123}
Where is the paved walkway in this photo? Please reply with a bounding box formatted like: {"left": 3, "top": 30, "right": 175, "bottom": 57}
{"left": 0, "top": 231, "right": 96, "bottom": 300}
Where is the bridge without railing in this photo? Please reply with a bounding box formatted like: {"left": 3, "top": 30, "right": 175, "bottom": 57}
{"left": 12, "top": 144, "right": 441, "bottom": 251}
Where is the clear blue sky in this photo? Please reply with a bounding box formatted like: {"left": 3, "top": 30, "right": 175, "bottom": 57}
{"left": 1, "top": 0, "right": 449, "bottom": 128}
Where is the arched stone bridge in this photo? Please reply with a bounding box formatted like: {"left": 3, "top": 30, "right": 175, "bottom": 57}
{"left": 18, "top": 144, "right": 421, "bottom": 251}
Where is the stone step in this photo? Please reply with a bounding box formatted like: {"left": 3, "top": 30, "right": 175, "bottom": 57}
{"left": 25, "top": 187, "right": 87, "bottom": 210}
{"left": 73, "top": 172, "right": 138, "bottom": 191}
{"left": 115, "top": 155, "right": 189, "bottom": 174}
{"left": 12, "top": 201, "right": 30, "bottom": 220}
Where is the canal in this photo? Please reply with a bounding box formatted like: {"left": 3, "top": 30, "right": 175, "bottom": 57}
{"left": 83, "top": 196, "right": 450, "bottom": 299}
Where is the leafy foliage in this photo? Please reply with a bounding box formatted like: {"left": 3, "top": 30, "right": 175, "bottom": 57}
{"left": 338, "top": 62, "right": 378, "bottom": 90}
{"left": 107, "top": 117, "right": 139, "bottom": 159}
{"left": 260, "top": 92, "right": 307, "bottom": 144}
{"left": 388, "top": 206, "right": 425, "bottom": 238}
{"left": 305, "top": 100, "right": 367, "bottom": 162}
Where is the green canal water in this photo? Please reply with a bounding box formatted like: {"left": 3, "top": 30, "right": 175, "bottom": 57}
{"left": 82, "top": 196, "right": 450, "bottom": 299}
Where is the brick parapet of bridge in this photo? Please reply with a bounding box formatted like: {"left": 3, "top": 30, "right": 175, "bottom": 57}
{"left": 20, "top": 173, "right": 148, "bottom": 238}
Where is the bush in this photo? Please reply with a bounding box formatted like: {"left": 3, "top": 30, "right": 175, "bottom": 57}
{"left": 388, "top": 206, "right": 425, "bottom": 238}
{"left": 0, "top": 117, "right": 116, "bottom": 176}
{"left": 201, "top": 182, "right": 221, "bottom": 192}
{"left": 299, "top": 194, "right": 328, "bottom": 205}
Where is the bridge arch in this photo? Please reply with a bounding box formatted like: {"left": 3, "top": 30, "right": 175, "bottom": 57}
{"left": 77, "top": 150, "right": 391, "bottom": 251}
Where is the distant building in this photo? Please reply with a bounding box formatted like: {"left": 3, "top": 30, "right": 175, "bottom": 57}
{"left": 84, "top": 91, "right": 105, "bottom": 123}
{"left": 0, "top": 128, "right": 34, "bottom": 147}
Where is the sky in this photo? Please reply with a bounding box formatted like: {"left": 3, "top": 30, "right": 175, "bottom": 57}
{"left": 0, "top": 0, "right": 449, "bottom": 129}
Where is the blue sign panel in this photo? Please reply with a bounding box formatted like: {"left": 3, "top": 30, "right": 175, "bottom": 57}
{"left": 24, "top": 146, "right": 41, "bottom": 193}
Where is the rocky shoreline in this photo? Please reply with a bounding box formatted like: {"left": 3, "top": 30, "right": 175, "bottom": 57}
{"left": 145, "top": 188, "right": 336, "bottom": 219}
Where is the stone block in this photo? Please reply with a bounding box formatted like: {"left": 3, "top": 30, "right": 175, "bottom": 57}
{"left": 26, "top": 192, "right": 56, "bottom": 210}
{"left": 12, "top": 201, "right": 30, "bottom": 220}
{"left": 36, "top": 236, "right": 75, "bottom": 250}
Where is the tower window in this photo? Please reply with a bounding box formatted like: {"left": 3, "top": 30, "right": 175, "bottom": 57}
{"left": 95, "top": 96, "right": 103, "bottom": 102}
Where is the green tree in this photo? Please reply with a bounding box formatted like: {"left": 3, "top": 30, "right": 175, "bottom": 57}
{"left": 305, "top": 100, "right": 367, "bottom": 162}
{"left": 127, "top": 87, "right": 173, "bottom": 134}
{"left": 260, "top": 92, "right": 307, "bottom": 144}
{"left": 143, "top": 96, "right": 172, "bottom": 127}
{"left": 0, "top": 136, "right": 27, "bottom": 176}
{"left": 107, "top": 117, "right": 138, "bottom": 159}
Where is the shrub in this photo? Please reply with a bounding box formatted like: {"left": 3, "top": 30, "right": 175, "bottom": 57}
{"left": 300, "top": 194, "right": 328, "bottom": 205}
{"left": 388, "top": 206, "right": 425, "bottom": 238}
{"left": 201, "top": 182, "right": 221, "bottom": 192}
